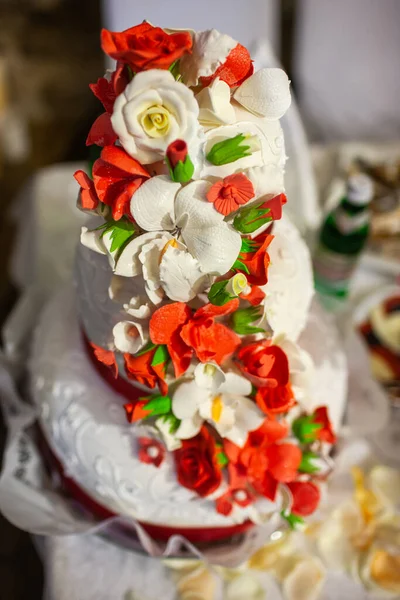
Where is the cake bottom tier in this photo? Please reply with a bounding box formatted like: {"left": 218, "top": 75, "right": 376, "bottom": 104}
{"left": 30, "top": 288, "right": 347, "bottom": 537}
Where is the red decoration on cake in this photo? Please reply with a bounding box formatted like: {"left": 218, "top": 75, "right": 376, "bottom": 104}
{"left": 174, "top": 427, "right": 222, "bottom": 497}
{"left": 236, "top": 341, "right": 290, "bottom": 389}
{"left": 206, "top": 173, "right": 255, "bottom": 216}
{"left": 138, "top": 437, "right": 165, "bottom": 467}
{"left": 101, "top": 22, "right": 193, "bottom": 72}
{"left": 200, "top": 43, "right": 253, "bottom": 88}
{"left": 313, "top": 406, "right": 337, "bottom": 444}
{"left": 92, "top": 145, "right": 150, "bottom": 220}
{"left": 287, "top": 481, "right": 321, "bottom": 516}
{"left": 74, "top": 170, "right": 99, "bottom": 211}
{"left": 149, "top": 300, "right": 241, "bottom": 376}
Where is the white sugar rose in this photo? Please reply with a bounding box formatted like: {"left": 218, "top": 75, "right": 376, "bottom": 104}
{"left": 111, "top": 70, "right": 201, "bottom": 164}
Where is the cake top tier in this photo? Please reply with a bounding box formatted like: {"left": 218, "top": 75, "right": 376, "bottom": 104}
{"left": 72, "top": 22, "right": 336, "bottom": 525}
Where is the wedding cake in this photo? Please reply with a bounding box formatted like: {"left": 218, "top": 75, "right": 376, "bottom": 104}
{"left": 30, "top": 22, "right": 347, "bottom": 543}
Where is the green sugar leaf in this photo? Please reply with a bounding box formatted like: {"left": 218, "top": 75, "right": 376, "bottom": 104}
{"left": 159, "top": 413, "right": 181, "bottom": 435}
{"left": 206, "top": 133, "right": 252, "bottom": 166}
{"left": 169, "top": 60, "right": 181, "bottom": 80}
{"left": 144, "top": 394, "right": 172, "bottom": 418}
{"left": 134, "top": 340, "right": 157, "bottom": 357}
{"left": 100, "top": 218, "right": 137, "bottom": 255}
{"left": 292, "top": 415, "right": 322, "bottom": 444}
{"left": 233, "top": 202, "right": 272, "bottom": 234}
{"left": 299, "top": 451, "right": 320, "bottom": 474}
{"left": 231, "top": 306, "right": 264, "bottom": 335}
{"left": 217, "top": 451, "right": 229, "bottom": 467}
{"left": 172, "top": 156, "right": 194, "bottom": 183}
{"left": 281, "top": 510, "right": 305, "bottom": 530}
{"left": 208, "top": 279, "right": 235, "bottom": 306}
{"left": 240, "top": 237, "right": 258, "bottom": 253}
{"left": 151, "top": 345, "right": 170, "bottom": 366}
{"left": 231, "top": 258, "right": 250, "bottom": 274}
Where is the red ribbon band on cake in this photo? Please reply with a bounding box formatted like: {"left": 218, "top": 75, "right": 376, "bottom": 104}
{"left": 39, "top": 426, "right": 253, "bottom": 544}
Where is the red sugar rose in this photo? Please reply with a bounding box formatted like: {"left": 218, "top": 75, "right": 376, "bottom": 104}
{"left": 174, "top": 427, "right": 222, "bottom": 497}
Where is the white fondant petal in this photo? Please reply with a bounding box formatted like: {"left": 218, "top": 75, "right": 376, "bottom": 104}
{"left": 172, "top": 381, "right": 209, "bottom": 420}
{"left": 80, "top": 227, "right": 106, "bottom": 255}
{"left": 194, "top": 363, "right": 225, "bottom": 392}
{"left": 112, "top": 321, "right": 147, "bottom": 354}
{"left": 234, "top": 68, "right": 291, "bottom": 120}
{"left": 196, "top": 78, "right": 236, "bottom": 126}
{"left": 155, "top": 417, "right": 182, "bottom": 451}
{"left": 139, "top": 235, "right": 172, "bottom": 292}
{"left": 175, "top": 415, "right": 204, "bottom": 440}
{"left": 221, "top": 373, "right": 252, "bottom": 396}
{"left": 224, "top": 397, "right": 264, "bottom": 446}
{"left": 114, "top": 231, "right": 164, "bottom": 277}
{"left": 175, "top": 180, "right": 241, "bottom": 275}
{"left": 130, "top": 176, "right": 179, "bottom": 232}
{"left": 159, "top": 245, "right": 211, "bottom": 302}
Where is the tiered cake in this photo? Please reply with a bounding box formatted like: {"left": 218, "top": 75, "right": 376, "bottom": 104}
{"left": 30, "top": 22, "right": 347, "bottom": 542}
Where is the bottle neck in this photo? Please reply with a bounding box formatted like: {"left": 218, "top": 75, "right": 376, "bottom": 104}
{"left": 339, "top": 197, "right": 370, "bottom": 215}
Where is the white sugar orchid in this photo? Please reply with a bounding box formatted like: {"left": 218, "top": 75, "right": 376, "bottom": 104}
{"left": 111, "top": 70, "right": 201, "bottom": 165}
{"left": 172, "top": 363, "right": 265, "bottom": 446}
{"left": 317, "top": 465, "right": 400, "bottom": 597}
{"left": 128, "top": 175, "right": 242, "bottom": 276}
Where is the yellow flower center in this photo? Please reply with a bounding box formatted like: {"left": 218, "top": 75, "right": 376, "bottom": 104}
{"left": 140, "top": 104, "right": 171, "bottom": 138}
{"left": 211, "top": 395, "right": 223, "bottom": 423}
{"left": 159, "top": 238, "right": 179, "bottom": 263}
{"left": 370, "top": 550, "right": 400, "bottom": 592}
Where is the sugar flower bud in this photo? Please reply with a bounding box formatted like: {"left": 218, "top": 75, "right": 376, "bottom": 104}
{"left": 166, "top": 139, "right": 195, "bottom": 183}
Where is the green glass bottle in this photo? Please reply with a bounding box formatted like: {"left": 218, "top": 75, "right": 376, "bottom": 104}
{"left": 314, "top": 174, "right": 373, "bottom": 299}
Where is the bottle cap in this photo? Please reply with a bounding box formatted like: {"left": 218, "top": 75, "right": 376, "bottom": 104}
{"left": 347, "top": 173, "right": 373, "bottom": 205}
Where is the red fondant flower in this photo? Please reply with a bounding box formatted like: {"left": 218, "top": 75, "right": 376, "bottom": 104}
{"left": 92, "top": 145, "right": 150, "bottom": 220}
{"left": 236, "top": 340, "right": 290, "bottom": 388}
{"left": 149, "top": 300, "right": 241, "bottom": 377}
{"left": 86, "top": 112, "right": 118, "bottom": 147}
{"left": 138, "top": 437, "right": 165, "bottom": 467}
{"left": 90, "top": 342, "right": 118, "bottom": 378}
{"left": 101, "top": 22, "right": 192, "bottom": 72}
{"left": 223, "top": 419, "right": 301, "bottom": 502}
{"left": 124, "top": 348, "right": 168, "bottom": 395}
{"left": 206, "top": 173, "right": 255, "bottom": 216}
{"left": 287, "top": 481, "right": 321, "bottom": 516}
{"left": 236, "top": 231, "right": 274, "bottom": 286}
{"left": 87, "top": 64, "right": 129, "bottom": 148}
{"left": 73, "top": 170, "right": 99, "bottom": 211}
{"left": 255, "top": 383, "right": 295, "bottom": 415}
{"left": 174, "top": 427, "right": 222, "bottom": 497}
{"left": 90, "top": 63, "right": 129, "bottom": 114}
{"left": 313, "top": 406, "right": 336, "bottom": 444}
{"left": 200, "top": 43, "right": 253, "bottom": 88}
